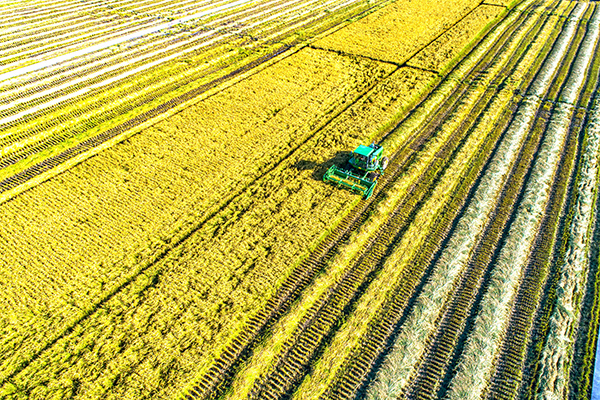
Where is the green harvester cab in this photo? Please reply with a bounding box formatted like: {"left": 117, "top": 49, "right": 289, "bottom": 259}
{"left": 323, "top": 142, "right": 389, "bottom": 199}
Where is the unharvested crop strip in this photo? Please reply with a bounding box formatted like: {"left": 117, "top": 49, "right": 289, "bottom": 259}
{"left": 0, "top": 46, "right": 394, "bottom": 382}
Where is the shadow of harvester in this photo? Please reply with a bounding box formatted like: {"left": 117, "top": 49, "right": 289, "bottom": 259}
{"left": 292, "top": 151, "right": 352, "bottom": 182}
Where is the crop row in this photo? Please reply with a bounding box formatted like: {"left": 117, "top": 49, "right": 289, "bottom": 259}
{"left": 444, "top": 4, "right": 596, "bottom": 398}
{"left": 0, "top": 0, "right": 355, "bottom": 126}
{"left": 367, "top": 1, "right": 569, "bottom": 393}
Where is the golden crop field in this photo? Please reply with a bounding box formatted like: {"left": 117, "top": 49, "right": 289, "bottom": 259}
{"left": 0, "top": 46, "right": 394, "bottom": 397}
{"left": 2, "top": 0, "right": 600, "bottom": 399}
{"left": 312, "top": 0, "right": 482, "bottom": 64}
{"left": 0, "top": 0, "right": 388, "bottom": 191}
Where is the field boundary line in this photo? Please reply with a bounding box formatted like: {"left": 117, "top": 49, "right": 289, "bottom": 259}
{"left": 0, "top": 0, "right": 509, "bottom": 204}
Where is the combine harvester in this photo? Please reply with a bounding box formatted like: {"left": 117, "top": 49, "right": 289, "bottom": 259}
{"left": 323, "top": 142, "right": 388, "bottom": 199}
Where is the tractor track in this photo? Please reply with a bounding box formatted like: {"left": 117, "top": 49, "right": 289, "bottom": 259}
{"left": 491, "top": 6, "right": 600, "bottom": 398}
{"left": 487, "top": 93, "right": 581, "bottom": 400}
{"left": 183, "top": 1, "right": 561, "bottom": 398}
{"left": 402, "top": 3, "right": 593, "bottom": 399}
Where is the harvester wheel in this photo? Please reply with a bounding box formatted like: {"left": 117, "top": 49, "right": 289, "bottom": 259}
{"left": 380, "top": 156, "right": 389, "bottom": 171}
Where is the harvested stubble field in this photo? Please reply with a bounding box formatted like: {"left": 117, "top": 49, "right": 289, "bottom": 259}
{"left": 2, "top": 0, "right": 600, "bottom": 399}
